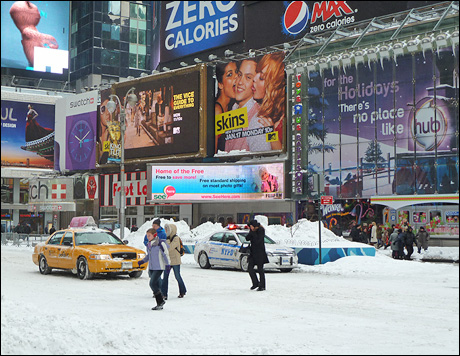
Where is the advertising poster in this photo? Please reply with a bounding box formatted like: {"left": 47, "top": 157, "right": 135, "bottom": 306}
{"left": 214, "top": 51, "right": 285, "bottom": 156}
{"left": 147, "top": 163, "right": 284, "bottom": 201}
{"left": 1, "top": 1, "right": 69, "bottom": 74}
{"left": 160, "top": 1, "right": 243, "bottom": 62}
{"left": 1, "top": 100, "right": 55, "bottom": 168}
{"left": 306, "top": 47, "right": 459, "bottom": 199}
{"left": 65, "top": 91, "right": 98, "bottom": 171}
{"left": 244, "top": 1, "right": 444, "bottom": 50}
{"left": 98, "top": 68, "right": 202, "bottom": 164}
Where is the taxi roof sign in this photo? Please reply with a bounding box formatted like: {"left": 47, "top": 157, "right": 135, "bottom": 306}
{"left": 69, "top": 216, "right": 97, "bottom": 228}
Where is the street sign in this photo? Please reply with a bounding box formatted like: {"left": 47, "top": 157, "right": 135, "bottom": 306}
{"left": 321, "top": 196, "right": 334, "bottom": 205}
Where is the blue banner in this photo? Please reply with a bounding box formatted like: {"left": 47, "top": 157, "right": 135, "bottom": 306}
{"left": 160, "top": 1, "right": 243, "bottom": 62}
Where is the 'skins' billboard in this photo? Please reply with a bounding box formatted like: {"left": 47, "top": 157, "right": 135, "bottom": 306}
{"left": 160, "top": 1, "right": 243, "bottom": 62}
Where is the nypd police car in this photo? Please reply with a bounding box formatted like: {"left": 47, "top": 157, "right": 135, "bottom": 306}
{"left": 194, "top": 225, "right": 298, "bottom": 272}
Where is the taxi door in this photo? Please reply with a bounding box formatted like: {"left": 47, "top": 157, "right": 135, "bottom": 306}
{"left": 43, "top": 232, "right": 65, "bottom": 267}
{"left": 57, "top": 232, "right": 75, "bottom": 269}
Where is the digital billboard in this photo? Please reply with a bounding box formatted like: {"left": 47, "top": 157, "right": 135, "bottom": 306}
{"left": 147, "top": 162, "right": 285, "bottom": 202}
{"left": 1, "top": 99, "right": 55, "bottom": 168}
{"left": 214, "top": 51, "right": 286, "bottom": 156}
{"left": 1, "top": 1, "right": 69, "bottom": 74}
{"left": 98, "top": 65, "right": 209, "bottom": 164}
{"left": 160, "top": 1, "right": 243, "bottom": 62}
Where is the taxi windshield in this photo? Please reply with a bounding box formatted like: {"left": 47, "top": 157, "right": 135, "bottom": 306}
{"left": 236, "top": 232, "right": 276, "bottom": 244}
{"left": 75, "top": 231, "right": 123, "bottom": 246}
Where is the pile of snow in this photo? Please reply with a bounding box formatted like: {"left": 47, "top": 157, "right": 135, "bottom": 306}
{"left": 113, "top": 215, "right": 458, "bottom": 261}
{"left": 116, "top": 215, "right": 361, "bottom": 251}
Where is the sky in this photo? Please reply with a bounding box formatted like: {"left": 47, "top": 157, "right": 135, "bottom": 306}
{"left": 1, "top": 217, "right": 459, "bottom": 355}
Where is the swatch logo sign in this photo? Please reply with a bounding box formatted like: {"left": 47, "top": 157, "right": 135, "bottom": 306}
{"left": 283, "top": 1, "right": 355, "bottom": 36}
{"left": 69, "top": 97, "right": 95, "bottom": 109}
{"left": 411, "top": 99, "right": 447, "bottom": 151}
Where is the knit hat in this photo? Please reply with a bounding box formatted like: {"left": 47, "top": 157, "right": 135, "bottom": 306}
{"left": 152, "top": 218, "right": 161, "bottom": 227}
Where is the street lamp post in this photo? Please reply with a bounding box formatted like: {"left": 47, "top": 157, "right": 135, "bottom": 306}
{"left": 106, "top": 87, "right": 137, "bottom": 241}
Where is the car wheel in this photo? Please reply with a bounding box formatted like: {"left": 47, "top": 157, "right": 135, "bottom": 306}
{"left": 280, "top": 268, "right": 293, "bottom": 272}
{"left": 129, "top": 271, "right": 143, "bottom": 278}
{"left": 39, "top": 255, "right": 52, "bottom": 275}
{"left": 240, "top": 255, "right": 249, "bottom": 272}
{"left": 198, "top": 251, "right": 211, "bottom": 269}
{"left": 77, "top": 257, "right": 94, "bottom": 280}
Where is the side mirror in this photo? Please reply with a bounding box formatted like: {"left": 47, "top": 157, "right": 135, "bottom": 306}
{"left": 63, "top": 241, "right": 72, "bottom": 246}
{"left": 228, "top": 240, "right": 237, "bottom": 245}
{"left": 123, "top": 240, "right": 129, "bottom": 245}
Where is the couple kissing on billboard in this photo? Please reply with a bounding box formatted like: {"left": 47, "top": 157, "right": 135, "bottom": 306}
{"left": 214, "top": 51, "right": 285, "bottom": 155}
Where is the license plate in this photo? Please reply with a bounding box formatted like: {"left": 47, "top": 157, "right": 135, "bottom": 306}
{"left": 281, "top": 258, "right": 291, "bottom": 265}
{"left": 121, "top": 261, "right": 132, "bottom": 269}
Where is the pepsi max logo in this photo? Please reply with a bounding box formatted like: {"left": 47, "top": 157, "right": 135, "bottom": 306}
{"left": 283, "top": 1, "right": 309, "bottom": 35}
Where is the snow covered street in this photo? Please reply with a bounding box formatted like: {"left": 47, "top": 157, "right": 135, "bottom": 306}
{"left": 1, "top": 243, "right": 458, "bottom": 355}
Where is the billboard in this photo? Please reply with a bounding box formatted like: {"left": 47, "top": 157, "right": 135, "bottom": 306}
{"left": 55, "top": 91, "right": 98, "bottom": 172}
{"left": 244, "top": 1, "right": 445, "bottom": 50}
{"left": 304, "top": 47, "right": 459, "bottom": 198}
{"left": 99, "top": 65, "right": 210, "bottom": 164}
{"left": 147, "top": 162, "right": 285, "bottom": 202}
{"left": 1, "top": 99, "right": 55, "bottom": 168}
{"left": 160, "top": 1, "right": 244, "bottom": 62}
{"left": 1, "top": 1, "right": 69, "bottom": 75}
{"left": 214, "top": 51, "right": 286, "bottom": 156}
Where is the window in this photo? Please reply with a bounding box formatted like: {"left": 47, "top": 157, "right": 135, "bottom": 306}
{"left": 102, "top": 24, "right": 120, "bottom": 40}
{"left": 48, "top": 232, "right": 65, "bottom": 245}
{"left": 61, "top": 232, "right": 74, "bottom": 246}
{"left": 1, "top": 179, "right": 14, "bottom": 204}
{"left": 413, "top": 211, "right": 427, "bottom": 224}
{"left": 101, "top": 49, "right": 120, "bottom": 66}
{"left": 210, "top": 233, "right": 224, "bottom": 242}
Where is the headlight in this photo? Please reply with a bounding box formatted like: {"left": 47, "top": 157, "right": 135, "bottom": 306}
{"left": 138, "top": 253, "right": 146, "bottom": 259}
{"left": 266, "top": 252, "right": 273, "bottom": 257}
{"left": 89, "top": 254, "right": 111, "bottom": 260}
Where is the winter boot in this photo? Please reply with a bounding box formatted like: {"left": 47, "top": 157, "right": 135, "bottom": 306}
{"left": 152, "top": 292, "right": 165, "bottom": 310}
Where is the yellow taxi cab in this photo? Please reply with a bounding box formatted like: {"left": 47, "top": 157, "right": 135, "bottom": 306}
{"left": 32, "top": 216, "right": 147, "bottom": 279}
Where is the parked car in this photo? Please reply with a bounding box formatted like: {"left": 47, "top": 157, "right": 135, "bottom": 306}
{"left": 32, "top": 217, "right": 147, "bottom": 280}
{"left": 194, "top": 224, "right": 298, "bottom": 272}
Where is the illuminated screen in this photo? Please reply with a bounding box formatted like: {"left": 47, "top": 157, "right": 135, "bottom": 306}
{"left": 1, "top": 1, "right": 69, "bottom": 74}
{"left": 148, "top": 163, "right": 284, "bottom": 201}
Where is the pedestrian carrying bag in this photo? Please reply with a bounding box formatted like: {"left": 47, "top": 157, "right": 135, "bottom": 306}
{"left": 173, "top": 235, "right": 185, "bottom": 256}
{"left": 239, "top": 242, "right": 250, "bottom": 254}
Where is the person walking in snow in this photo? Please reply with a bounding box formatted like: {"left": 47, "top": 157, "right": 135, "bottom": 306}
{"left": 397, "top": 228, "right": 406, "bottom": 260}
{"left": 404, "top": 226, "right": 416, "bottom": 260}
{"left": 389, "top": 228, "right": 401, "bottom": 259}
{"left": 246, "top": 219, "right": 269, "bottom": 291}
{"left": 416, "top": 226, "right": 430, "bottom": 253}
{"left": 161, "top": 223, "right": 187, "bottom": 299}
{"left": 138, "top": 228, "right": 171, "bottom": 310}
{"left": 143, "top": 218, "right": 167, "bottom": 247}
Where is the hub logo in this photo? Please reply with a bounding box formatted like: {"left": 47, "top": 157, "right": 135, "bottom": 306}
{"left": 411, "top": 99, "right": 447, "bottom": 151}
{"left": 283, "top": 1, "right": 309, "bottom": 35}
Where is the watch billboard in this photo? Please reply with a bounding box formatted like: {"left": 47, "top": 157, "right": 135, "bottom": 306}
{"left": 54, "top": 90, "right": 98, "bottom": 172}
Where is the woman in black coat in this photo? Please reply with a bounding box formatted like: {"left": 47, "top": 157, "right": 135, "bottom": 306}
{"left": 246, "top": 220, "right": 269, "bottom": 291}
